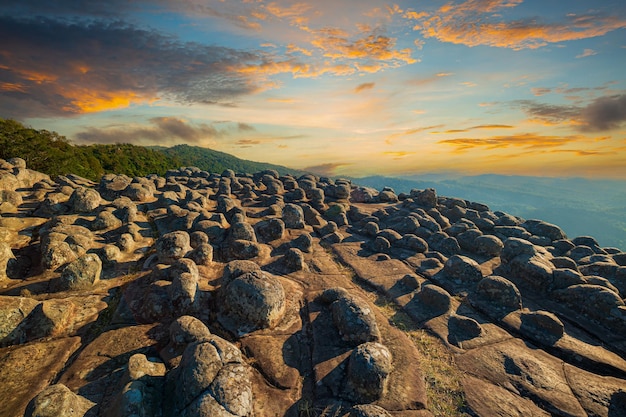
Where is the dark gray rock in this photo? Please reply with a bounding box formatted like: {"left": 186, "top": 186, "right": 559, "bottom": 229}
{"left": 413, "top": 188, "right": 437, "bottom": 208}
{"left": 186, "top": 243, "right": 214, "bottom": 266}
{"left": 283, "top": 247, "right": 307, "bottom": 271}
{"left": 282, "top": 203, "right": 305, "bottom": 229}
{"left": 410, "top": 284, "right": 451, "bottom": 319}
{"left": 330, "top": 295, "right": 380, "bottom": 344}
{"left": 500, "top": 238, "right": 554, "bottom": 291}
{"left": 471, "top": 275, "right": 522, "bottom": 316}
{"left": 520, "top": 310, "right": 564, "bottom": 345}
{"left": 225, "top": 239, "right": 260, "bottom": 260}
{"left": 59, "top": 253, "right": 102, "bottom": 290}
{"left": 344, "top": 342, "right": 392, "bottom": 403}
{"left": 219, "top": 270, "right": 286, "bottom": 333}
{"left": 448, "top": 314, "right": 483, "bottom": 346}
{"left": 255, "top": 218, "right": 285, "bottom": 242}
{"left": 443, "top": 255, "right": 483, "bottom": 283}
{"left": 156, "top": 231, "right": 192, "bottom": 264}
{"left": 349, "top": 404, "right": 392, "bottom": 417}
{"left": 475, "top": 234, "right": 504, "bottom": 257}
{"left": 292, "top": 232, "right": 313, "bottom": 253}
{"left": 396, "top": 234, "right": 428, "bottom": 253}
{"left": 522, "top": 220, "right": 567, "bottom": 241}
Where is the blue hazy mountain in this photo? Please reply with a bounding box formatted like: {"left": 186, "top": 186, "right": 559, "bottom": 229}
{"left": 353, "top": 174, "right": 626, "bottom": 250}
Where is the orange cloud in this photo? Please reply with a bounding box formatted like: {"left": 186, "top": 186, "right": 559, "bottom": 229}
{"left": 311, "top": 32, "right": 416, "bottom": 65}
{"left": 441, "top": 124, "right": 514, "bottom": 133}
{"left": 354, "top": 82, "right": 375, "bottom": 93}
{"left": 0, "top": 82, "right": 25, "bottom": 92}
{"left": 531, "top": 87, "right": 552, "bottom": 96}
{"left": 438, "top": 133, "right": 583, "bottom": 152}
{"left": 385, "top": 125, "right": 445, "bottom": 144}
{"left": 383, "top": 151, "right": 416, "bottom": 159}
{"left": 62, "top": 89, "right": 149, "bottom": 113}
{"left": 416, "top": 0, "right": 626, "bottom": 50}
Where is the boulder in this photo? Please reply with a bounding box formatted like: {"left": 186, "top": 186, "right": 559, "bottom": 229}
{"left": 471, "top": 275, "right": 522, "bottom": 317}
{"left": 500, "top": 238, "right": 555, "bottom": 291}
{"left": 413, "top": 188, "right": 437, "bottom": 208}
{"left": 475, "top": 234, "right": 504, "bottom": 257}
{"left": 443, "top": 255, "right": 483, "bottom": 283}
{"left": 344, "top": 342, "right": 393, "bottom": 403}
{"left": 156, "top": 231, "right": 192, "bottom": 264}
{"left": 330, "top": 294, "right": 380, "bottom": 344}
{"left": 24, "top": 384, "right": 95, "bottom": 417}
{"left": 68, "top": 187, "right": 101, "bottom": 213}
{"left": 186, "top": 243, "right": 214, "bottom": 266}
{"left": 255, "top": 218, "right": 285, "bottom": 242}
{"left": 219, "top": 270, "right": 286, "bottom": 334}
{"left": 521, "top": 219, "right": 567, "bottom": 241}
{"left": 59, "top": 253, "right": 102, "bottom": 290}
{"left": 283, "top": 203, "right": 305, "bottom": 229}
{"left": 0, "top": 241, "right": 14, "bottom": 281}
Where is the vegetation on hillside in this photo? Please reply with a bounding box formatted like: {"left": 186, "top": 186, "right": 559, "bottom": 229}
{"left": 0, "top": 119, "right": 302, "bottom": 181}
{"left": 0, "top": 119, "right": 180, "bottom": 180}
{"left": 157, "top": 144, "right": 305, "bottom": 176}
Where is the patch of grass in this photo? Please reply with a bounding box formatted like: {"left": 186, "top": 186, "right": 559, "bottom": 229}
{"left": 408, "top": 330, "right": 471, "bottom": 417}
{"left": 376, "top": 297, "right": 472, "bottom": 417}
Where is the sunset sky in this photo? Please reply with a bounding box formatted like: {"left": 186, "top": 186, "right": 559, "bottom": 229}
{"left": 1, "top": 0, "right": 625, "bottom": 178}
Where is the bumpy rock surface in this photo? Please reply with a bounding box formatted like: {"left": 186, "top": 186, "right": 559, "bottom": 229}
{"left": 1, "top": 159, "right": 625, "bottom": 417}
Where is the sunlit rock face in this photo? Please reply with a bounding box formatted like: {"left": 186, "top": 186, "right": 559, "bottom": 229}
{"left": 0, "top": 158, "right": 624, "bottom": 417}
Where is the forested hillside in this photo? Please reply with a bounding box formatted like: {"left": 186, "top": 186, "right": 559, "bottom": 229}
{"left": 0, "top": 119, "right": 300, "bottom": 180}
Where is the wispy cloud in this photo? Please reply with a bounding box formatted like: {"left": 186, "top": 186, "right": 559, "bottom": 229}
{"left": 516, "top": 94, "right": 626, "bottom": 131}
{"left": 441, "top": 124, "right": 514, "bottom": 133}
{"left": 354, "top": 82, "right": 375, "bottom": 93}
{"left": 303, "top": 162, "right": 352, "bottom": 176}
{"left": 576, "top": 48, "right": 598, "bottom": 58}
{"left": 385, "top": 125, "right": 445, "bottom": 144}
{"left": 412, "top": 0, "right": 626, "bottom": 50}
{"left": 438, "top": 133, "right": 583, "bottom": 152}
{"left": 75, "top": 117, "right": 221, "bottom": 145}
{"left": 383, "top": 151, "right": 416, "bottom": 159}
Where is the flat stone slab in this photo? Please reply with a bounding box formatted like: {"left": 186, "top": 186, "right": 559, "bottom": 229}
{"left": 0, "top": 336, "right": 81, "bottom": 417}
{"left": 58, "top": 324, "right": 165, "bottom": 410}
{"left": 456, "top": 338, "right": 587, "bottom": 416}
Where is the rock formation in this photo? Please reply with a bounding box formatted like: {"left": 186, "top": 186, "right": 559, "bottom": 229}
{"left": 0, "top": 158, "right": 625, "bottom": 417}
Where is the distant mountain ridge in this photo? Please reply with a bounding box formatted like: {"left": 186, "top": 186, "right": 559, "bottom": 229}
{"left": 152, "top": 144, "right": 305, "bottom": 177}
{"left": 353, "top": 174, "right": 626, "bottom": 250}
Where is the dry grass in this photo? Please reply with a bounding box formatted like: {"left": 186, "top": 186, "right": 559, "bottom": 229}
{"left": 375, "top": 298, "right": 472, "bottom": 417}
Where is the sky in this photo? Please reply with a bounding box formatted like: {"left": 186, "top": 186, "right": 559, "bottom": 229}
{"left": 1, "top": 0, "right": 625, "bottom": 178}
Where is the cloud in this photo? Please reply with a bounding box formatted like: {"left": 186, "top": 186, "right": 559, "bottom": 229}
{"left": 382, "top": 151, "right": 416, "bottom": 159}
{"left": 0, "top": 16, "right": 263, "bottom": 118}
{"left": 385, "top": 125, "right": 445, "bottom": 144}
{"left": 237, "top": 122, "right": 255, "bottom": 131}
{"left": 409, "top": 72, "right": 454, "bottom": 86}
{"left": 355, "top": 82, "right": 375, "bottom": 93}
{"left": 576, "top": 48, "right": 598, "bottom": 58}
{"left": 74, "top": 117, "right": 220, "bottom": 145}
{"left": 438, "top": 133, "right": 582, "bottom": 152}
{"left": 531, "top": 87, "right": 552, "bottom": 96}
{"left": 415, "top": 0, "right": 626, "bottom": 50}
{"left": 517, "top": 94, "right": 626, "bottom": 131}
{"left": 309, "top": 29, "right": 417, "bottom": 69}
{"left": 516, "top": 100, "right": 581, "bottom": 124}
{"left": 441, "top": 124, "right": 514, "bottom": 133}
{"left": 303, "top": 162, "right": 352, "bottom": 176}
{"left": 580, "top": 94, "right": 626, "bottom": 131}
